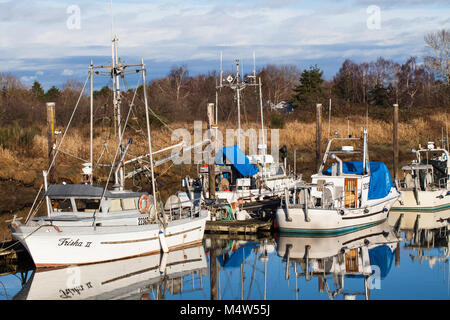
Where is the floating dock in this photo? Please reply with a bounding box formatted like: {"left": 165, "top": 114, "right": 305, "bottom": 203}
{"left": 205, "top": 218, "right": 273, "bottom": 235}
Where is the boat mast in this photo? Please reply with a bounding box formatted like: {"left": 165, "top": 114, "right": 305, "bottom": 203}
{"left": 89, "top": 61, "right": 94, "bottom": 185}
{"left": 111, "top": 35, "right": 125, "bottom": 189}
{"left": 217, "top": 54, "right": 261, "bottom": 150}
{"left": 141, "top": 59, "right": 164, "bottom": 226}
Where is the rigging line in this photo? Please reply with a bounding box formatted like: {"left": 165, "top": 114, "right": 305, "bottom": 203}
{"left": 93, "top": 74, "right": 141, "bottom": 222}
{"left": 24, "top": 184, "right": 44, "bottom": 224}
{"left": 24, "top": 73, "right": 89, "bottom": 224}
{"left": 49, "top": 73, "right": 90, "bottom": 174}
{"left": 134, "top": 94, "right": 174, "bottom": 132}
{"left": 58, "top": 148, "right": 89, "bottom": 163}
{"left": 94, "top": 74, "right": 141, "bottom": 171}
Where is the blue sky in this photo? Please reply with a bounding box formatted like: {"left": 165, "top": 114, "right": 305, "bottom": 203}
{"left": 0, "top": 0, "right": 449, "bottom": 89}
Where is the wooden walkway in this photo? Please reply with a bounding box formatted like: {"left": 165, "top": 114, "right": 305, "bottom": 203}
{"left": 205, "top": 218, "right": 273, "bottom": 235}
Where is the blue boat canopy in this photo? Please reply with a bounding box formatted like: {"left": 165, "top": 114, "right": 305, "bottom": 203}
{"left": 347, "top": 244, "right": 395, "bottom": 280}
{"left": 215, "top": 145, "right": 259, "bottom": 177}
{"left": 323, "top": 161, "right": 394, "bottom": 200}
{"left": 217, "top": 242, "right": 259, "bottom": 269}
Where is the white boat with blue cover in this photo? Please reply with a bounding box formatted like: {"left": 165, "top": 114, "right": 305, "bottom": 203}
{"left": 275, "top": 129, "right": 400, "bottom": 235}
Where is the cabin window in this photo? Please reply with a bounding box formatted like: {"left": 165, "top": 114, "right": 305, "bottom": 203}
{"left": 109, "top": 199, "right": 122, "bottom": 212}
{"left": 51, "top": 199, "right": 73, "bottom": 212}
{"left": 270, "top": 165, "right": 284, "bottom": 176}
{"left": 75, "top": 199, "right": 101, "bottom": 213}
{"left": 122, "top": 198, "right": 137, "bottom": 210}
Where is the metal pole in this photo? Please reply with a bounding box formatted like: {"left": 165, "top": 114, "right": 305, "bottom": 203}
{"left": 215, "top": 90, "right": 218, "bottom": 125}
{"left": 294, "top": 149, "right": 296, "bottom": 176}
{"left": 237, "top": 87, "right": 241, "bottom": 149}
{"left": 89, "top": 61, "right": 94, "bottom": 185}
{"left": 141, "top": 59, "right": 162, "bottom": 226}
{"left": 259, "top": 77, "right": 265, "bottom": 149}
{"left": 328, "top": 98, "right": 331, "bottom": 138}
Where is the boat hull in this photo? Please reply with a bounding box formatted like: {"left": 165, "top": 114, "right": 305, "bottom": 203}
{"left": 275, "top": 191, "right": 399, "bottom": 235}
{"left": 391, "top": 189, "right": 450, "bottom": 212}
{"left": 276, "top": 221, "right": 398, "bottom": 260}
{"left": 14, "top": 244, "right": 207, "bottom": 300}
{"left": 11, "top": 213, "right": 207, "bottom": 268}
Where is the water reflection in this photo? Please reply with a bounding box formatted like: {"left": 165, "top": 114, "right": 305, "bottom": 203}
{"left": 1, "top": 212, "right": 449, "bottom": 300}
{"left": 389, "top": 209, "right": 450, "bottom": 274}
{"left": 205, "top": 234, "right": 275, "bottom": 300}
{"left": 13, "top": 244, "right": 207, "bottom": 300}
{"left": 276, "top": 221, "right": 400, "bottom": 300}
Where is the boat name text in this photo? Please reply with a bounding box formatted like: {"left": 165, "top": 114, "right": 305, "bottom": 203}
{"left": 58, "top": 238, "right": 92, "bottom": 247}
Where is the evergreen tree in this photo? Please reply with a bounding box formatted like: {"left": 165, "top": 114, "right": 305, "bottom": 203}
{"left": 45, "top": 86, "right": 61, "bottom": 101}
{"left": 31, "top": 81, "right": 45, "bottom": 100}
{"left": 291, "top": 65, "right": 324, "bottom": 108}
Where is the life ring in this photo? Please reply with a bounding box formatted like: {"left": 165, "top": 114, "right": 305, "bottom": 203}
{"left": 139, "top": 194, "right": 150, "bottom": 214}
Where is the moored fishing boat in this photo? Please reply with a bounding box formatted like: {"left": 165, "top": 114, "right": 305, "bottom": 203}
{"left": 8, "top": 33, "right": 208, "bottom": 268}
{"left": 392, "top": 142, "right": 450, "bottom": 212}
{"left": 275, "top": 129, "right": 400, "bottom": 234}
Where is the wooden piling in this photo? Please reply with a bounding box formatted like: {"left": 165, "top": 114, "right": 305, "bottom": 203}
{"left": 210, "top": 248, "right": 217, "bottom": 300}
{"left": 207, "top": 103, "right": 215, "bottom": 199}
{"left": 316, "top": 103, "right": 322, "bottom": 171}
{"left": 393, "top": 104, "right": 399, "bottom": 182}
{"left": 395, "top": 242, "right": 401, "bottom": 267}
{"left": 46, "top": 102, "right": 57, "bottom": 183}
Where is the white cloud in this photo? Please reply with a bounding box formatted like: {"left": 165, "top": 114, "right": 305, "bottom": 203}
{"left": 62, "top": 69, "right": 74, "bottom": 76}
{"left": 0, "top": 0, "right": 448, "bottom": 82}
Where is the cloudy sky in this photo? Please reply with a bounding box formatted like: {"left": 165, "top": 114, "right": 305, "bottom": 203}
{"left": 0, "top": 0, "right": 449, "bottom": 89}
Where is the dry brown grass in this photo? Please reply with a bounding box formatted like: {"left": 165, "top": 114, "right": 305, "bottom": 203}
{"left": 0, "top": 112, "right": 447, "bottom": 240}
{"left": 1, "top": 111, "right": 448, "bottom": 185}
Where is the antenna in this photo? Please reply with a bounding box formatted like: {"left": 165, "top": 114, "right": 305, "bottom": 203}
{"left": 110, "top": 0, "right": 115, "bottom": 39}
{"left": 253, "top": 51, "right": 256, "bottom": 79}
{"left": 220, "top": 51, "right": 223, "bottom": 87}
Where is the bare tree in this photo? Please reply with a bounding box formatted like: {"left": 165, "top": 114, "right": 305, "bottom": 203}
{"left": 424, "top": 29, "right": 450, "bottom": 85}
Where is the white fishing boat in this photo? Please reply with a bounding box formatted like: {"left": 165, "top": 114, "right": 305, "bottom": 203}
{"left": 14, "top": 244, "right": 207, "bottom": 300}
{"left": 275, "top": 129, "right": 400, "bottom": 234}
{"left": 8, "top": 34, "right": 208, "bottom": 268}
{"left": 276, "top": 221, "right": 400, "bottom": 300}
{"left": 392, "top": 142, "right": 450, "bottom": 212}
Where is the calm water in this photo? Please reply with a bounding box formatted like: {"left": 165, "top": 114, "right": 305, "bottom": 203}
{"left": 0, "top": 215, "right": 449, "bottom": 300}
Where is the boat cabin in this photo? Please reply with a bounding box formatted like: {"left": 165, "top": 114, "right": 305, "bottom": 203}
{"left": 303, "top": 130, "right": 394, "bottom": 210}
{"left": 399, "top": 143, "right": 449, "bottom": 191}
{"left": 45, "top": 184, "right": 149, "bottom": 216}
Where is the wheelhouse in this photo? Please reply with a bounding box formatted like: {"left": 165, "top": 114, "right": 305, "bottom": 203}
{"left": 45, "top": 184, "right": 148, "bottom": 216}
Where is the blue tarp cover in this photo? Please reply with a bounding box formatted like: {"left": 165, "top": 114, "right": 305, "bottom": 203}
{"left": 215, "top": 145, "right": 259, "bottom": 177}
{"left": 323, "top": 161, "right": 394, "bottom": 200}
{"left": 368, "top": 244, "right": 394, "bottom": 279}
{"left": 217, "top": 242, "right": 259, "bottom": 269}
{"left": 348, "top": 244, "right": 394, "bottom": 280}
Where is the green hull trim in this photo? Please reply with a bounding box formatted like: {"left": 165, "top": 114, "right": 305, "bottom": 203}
{"left": 391, "top": 203, "right": 450, "bottom": 213}
{"left": 278, "top": 221, "right": 384, "bottom": 237}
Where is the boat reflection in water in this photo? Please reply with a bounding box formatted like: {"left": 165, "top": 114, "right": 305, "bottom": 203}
{"left": 204, "top": 234, "right": 276, "bottom": 300}
{"left": 276, "top": 221, "right": 400, "bottom": 300}
{"left": 388, "top": 209, "right": 450, "bottom": 270}
{"left": 13, "top": 244, "right": 207, "bottom": 300}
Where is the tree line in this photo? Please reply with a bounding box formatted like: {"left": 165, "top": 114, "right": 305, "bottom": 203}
{"left": 0, "top": 29, "right": 448, "bottom": 133}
